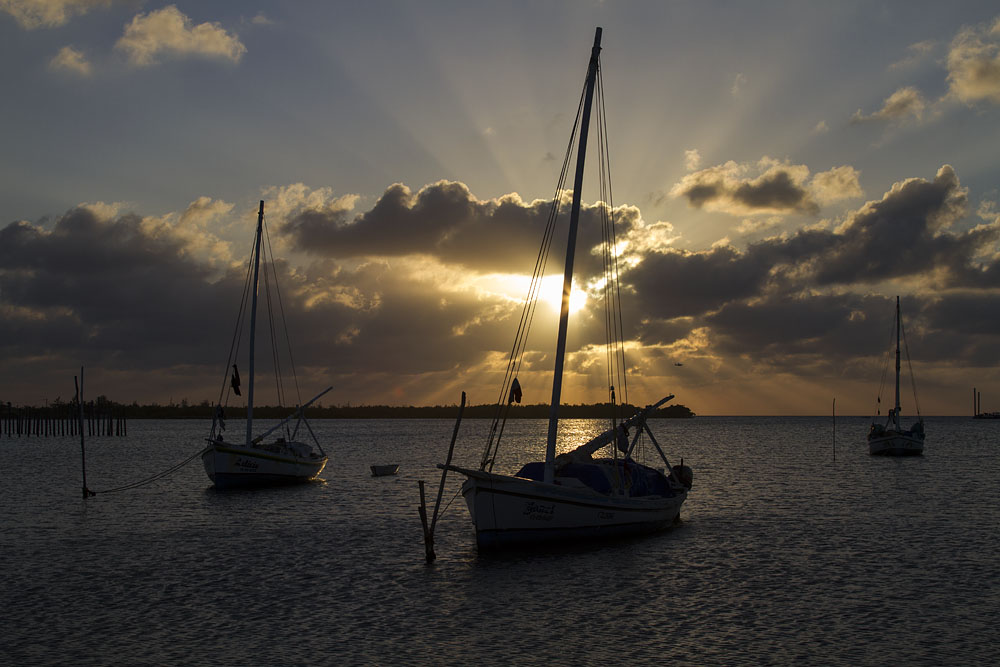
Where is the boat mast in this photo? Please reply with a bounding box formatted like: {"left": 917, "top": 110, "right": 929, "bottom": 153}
{"left": 894, "top": 295, "right": 901, "bottom": 428}
{"left": 246, "top": 200, "right": 264, "bottom": 446}
{"left": 544, "top": 27, "right": 602, "bottom": 484}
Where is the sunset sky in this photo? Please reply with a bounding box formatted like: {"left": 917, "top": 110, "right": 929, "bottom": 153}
{"left": 3, "top": 1, "right": 1000, "bottom": 415}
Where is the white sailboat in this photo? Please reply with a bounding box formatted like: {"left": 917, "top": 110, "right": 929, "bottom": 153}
{"left": 868, "top": 296, "right": 925, "bottom": 456}
{"left": 201, "top": 200, "right": 330, "bottom": 487}
{"left": 441, "top": 28, "right": 692, "bottom": 549}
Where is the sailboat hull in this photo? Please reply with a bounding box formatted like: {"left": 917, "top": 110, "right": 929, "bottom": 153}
{"left": 868, "top": 432, "right": 924, "bottom": 456}
{"left": 453, "top": 467, "right": 685, "bottom": 549}
{"left": 202, "top": 443, "right": 327, "bottom": 488}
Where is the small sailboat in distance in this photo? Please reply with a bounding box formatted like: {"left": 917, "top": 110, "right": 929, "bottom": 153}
{"left": 867, "top": 296, "right": 925, "bottom": 456}
{"left": 201, "top": 201, "right": 330, "bottom": 487}
{"left": 439, "top": 28, "right": 692, "bottom": 549}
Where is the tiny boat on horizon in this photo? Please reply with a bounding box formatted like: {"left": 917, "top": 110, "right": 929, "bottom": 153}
{"left": 867, "top": 296, "right": 925, "bottom": 456}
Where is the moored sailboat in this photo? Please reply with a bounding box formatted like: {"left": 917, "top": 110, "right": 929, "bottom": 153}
{"left": 440, "top": 28, "right": 692, "bottom": 549}
{"left": 868, "top": 296, "right": 925, "bottom": 456}
{"left": 201, "top": 201, "right": 329, "bottom": 487}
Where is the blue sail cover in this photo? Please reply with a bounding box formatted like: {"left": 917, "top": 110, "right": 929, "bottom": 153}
{"left": 514, "top": 459, "right": 674, "bottom": 497}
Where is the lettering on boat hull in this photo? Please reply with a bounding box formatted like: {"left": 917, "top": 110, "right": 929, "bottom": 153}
{"left": 523, "top": 501, "right": 555, "bottom": 521}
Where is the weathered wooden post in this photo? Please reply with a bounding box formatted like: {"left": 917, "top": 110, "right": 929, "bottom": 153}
{"left": 76, "top": 369, "right": 94, "bottom": 498}
{"left": 420, "top": 391, "right": 466, "bottom": 563}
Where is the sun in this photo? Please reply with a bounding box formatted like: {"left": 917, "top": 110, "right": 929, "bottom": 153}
{"left": 539, "top": 274, "right": 588, "bottom": 315}
{"left": 478, "top": 273, "right": 589, "bottom": 316}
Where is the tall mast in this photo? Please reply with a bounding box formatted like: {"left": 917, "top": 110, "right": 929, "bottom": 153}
{"left": 894, "top": 295, "right": 901, "bottom": 427}
{"left": 246, "top": 200, "right": 264, "bottom": 446}
{"left": 544, "top": 27, "right": 602, "bottom": 484}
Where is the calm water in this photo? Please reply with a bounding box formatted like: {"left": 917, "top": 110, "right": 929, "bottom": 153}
{"left": 2, "top": 416, "right": 997, "bottom": 665}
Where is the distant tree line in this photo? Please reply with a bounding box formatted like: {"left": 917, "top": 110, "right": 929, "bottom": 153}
{"left": 2, "top": 398, "right": 695, "bottom": 419}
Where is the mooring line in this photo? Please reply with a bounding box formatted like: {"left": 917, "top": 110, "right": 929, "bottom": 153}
{"left": 92, "top": 447, "right": 209, "bottom": 495}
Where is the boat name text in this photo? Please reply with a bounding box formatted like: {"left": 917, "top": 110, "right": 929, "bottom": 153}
{"left": 236, "top": 457, "right": 259, "bottom": 471}
{"left": 523, "top": 501, "right": 555, "bottom": 521}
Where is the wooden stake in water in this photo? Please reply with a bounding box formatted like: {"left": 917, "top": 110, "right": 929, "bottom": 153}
{"left": 420, "top": 391, "right": 466, "bottom": 562}
{"left": 832, "top": 398, "right": 836, "bottom": 462}
{"left": 76, "top": 368, "right": 94, "bottom": 498}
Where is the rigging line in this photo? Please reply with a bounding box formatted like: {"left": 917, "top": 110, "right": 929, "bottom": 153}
{"left": 483, "top": 45, "right": 593, "bottom": 470}
{"left": 900, "top": 317, "right": 922, "bottom": 418}
{"left": 213, "top": 226, "right": 258, "bottom": 438}
{"left": 873, "top": 306, "right": 895, "bottom": 419}
{"left": 483, "top": 153, "right": 567, "bottom": 451}
{"left": 439, "top": 485, "right": 463, "bottom": 520}
{"left": 263, "top": 217, "right": 303, "bottom": 407}
{"left": 258, "top": 227, "right": 291, "bottom": 435}
{"left": 595, "top": 70, "right": 613, "bottom": 414}
{"left": 598, "top": 65, "right": 628, "bottom": 411}
{"left": 595, "top": 68, "right": 610, "bottom": 364}
{"left": 93, "top": 447, "right": 208, "bottom": 494}
{"left": 223, "top": 232, "right": 257, "bottom": 404}
{"left": 260, "top": 223, "right": 283, "bottom": 409}
{"left": 261, "top": 257, "right": 283, "bottom": 409}
{"left": 595, "top": 65, "right": 627, "bottom": 426}
{"left": 481, "top": 85, "right": 588, "bottom": 471}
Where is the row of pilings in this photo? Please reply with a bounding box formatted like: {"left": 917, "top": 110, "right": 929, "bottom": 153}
{"left": 1, "top": 403, "right": 127, "bottom": 437}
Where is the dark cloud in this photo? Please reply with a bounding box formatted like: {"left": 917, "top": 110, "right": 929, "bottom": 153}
{"left": 280, "top": 180, "right": 642, "bottom": 280}
{"left": 731, "top": 170, "right": 818, "bottom": 214}
{"left": 631, "top": 165, "right": 987, "bottom": 324}
{"left": 626, "top": 245, "right": 769, "bottom": 320}
{"left": 671, "top": 161, "right": 821, "bottom": 215}
{"left": 286, "top": 261, "right": 518, "bottom": 376}
{"left": 0, "top": 207, "right": 225, "bottom": 362}
{"left": 705, "top": 293, "right": 890, "bottom": 367}
{"left": 622, "top": 165, "right": 1000, "bottom": 381}
{"left": 0, "top": 203, "right": 529, "bottom": 404}
{"left": 3, "top": 165, "right": 1000, "bottom": 410}
{"left": 809, "top": 165, "right": 984, "bottom": 287}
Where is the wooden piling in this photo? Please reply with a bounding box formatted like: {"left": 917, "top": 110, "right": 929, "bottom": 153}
{"left": 420, "top": 391, "right": 466, "bottom": 563}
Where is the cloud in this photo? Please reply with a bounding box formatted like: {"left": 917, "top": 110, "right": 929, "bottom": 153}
{"left": 684, "top": 149, "right": 701, "bottom": 171}
{"left": 815, "top": 165, "right": 978, "bottom": 286}
{"left": 670, "top": 158, "right": 860, "bottom": 216}
{"left": 115, "top": 5, "right": 246, "bottom": 67}
{"left": 0, "top": 201, "right": 537, "bottom": 407}
{"left": 630, "top": 165, "right": 992, "bottom": 330}
{"left": 946, "top": 16, "right": 1000, "bottom": 105}
{"left": 49, "top": 45, "right": 91, "bottom": 75}
{"left": 0, "top": 205, "right": 225, "bottom": 366}
{"left": 3, "top": 169, "right": 1000, "bottom": 410}
{"left": 0, "top": 0, "right": 109, "bottom": 29}
{"left": 851, "top": 86, "right": 927, "bottom": 124}
{"left": 811, "top": 166, "right": 863, "bottom": 204}
{"left": 279, "top": 180, "right": 647, "bottom": 280}
{"left": 889, "top": 39, "right": 938, "bottom": 71}
{"left": 626, "top": 244, "right": 771, "bottom": 321}
{"left": 704, "top": 293, "right": 889, "bottom": 369}
{"left": 735, "top": 216, "right": 782, "bottom": 235}
{"left": 731, "top": 72, "right": 747, "bottom": 97}
{"left": 812, "top": 120, "right": 829, "bottom": 134}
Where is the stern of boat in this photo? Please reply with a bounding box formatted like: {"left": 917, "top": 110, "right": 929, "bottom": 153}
{"left": 456, "top": 468, "right": 684, "bottom": 548}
